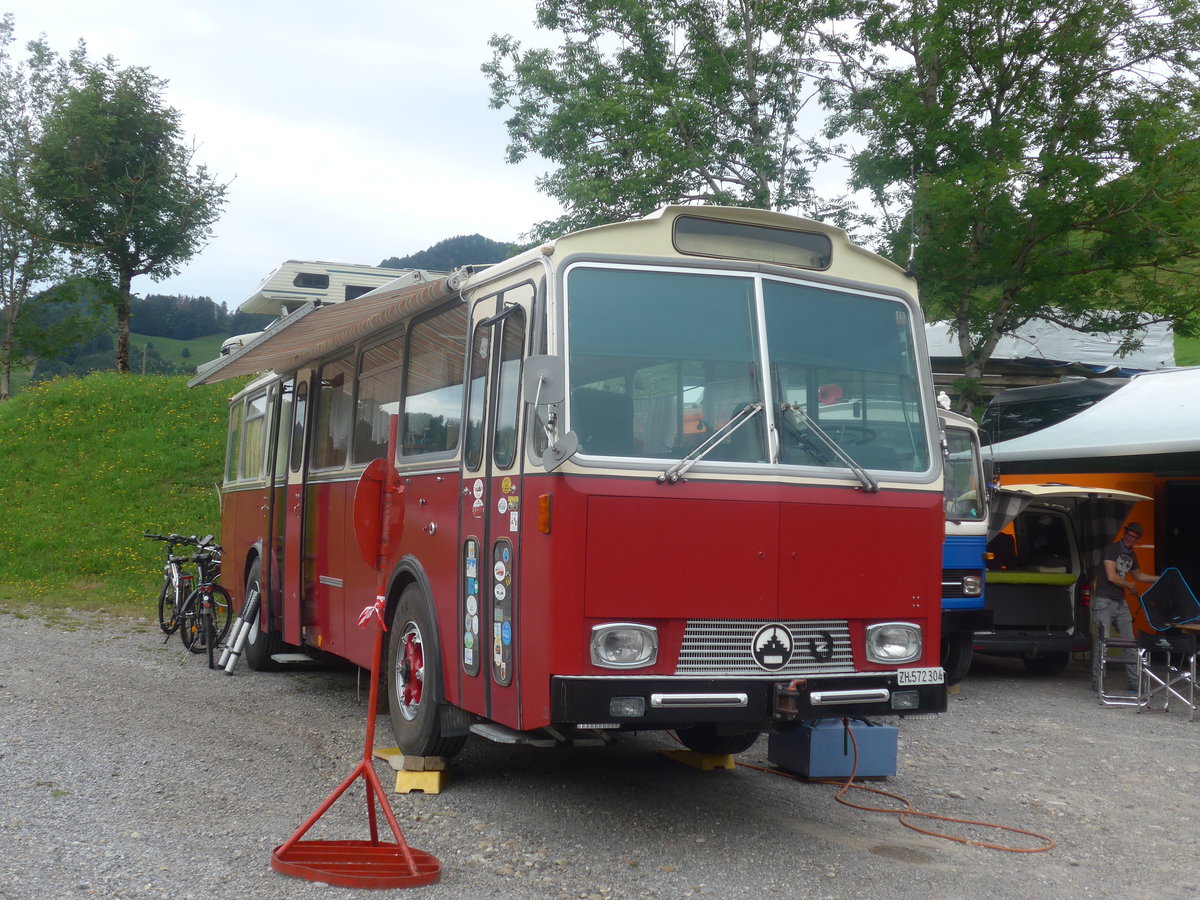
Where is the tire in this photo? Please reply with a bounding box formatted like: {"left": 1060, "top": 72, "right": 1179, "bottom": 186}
{"left": 1023, "top": 651, "right": 1070, "bottom": 676}
{"left": 206, "top": 585, "right": 233, "bottom": 646}
{"left": 203, "top": 606, "right": 216, "bottom": 669}
{"left": 157, "top": 578, "right": 179, "bottom": 635}
{"left": 242, "top": 559, "right": 283, "bottom": 671}
{"left": 941, "top": 630, "right": 975, "bottom": 685}
{"left": 178, "top": 590, "right": 203, "bottom": 654}
{"left": 387, "top": 584, "right": 466, "bottom": 759}
{"left": 674, "top": 724, "right": 760, "bottom": 756}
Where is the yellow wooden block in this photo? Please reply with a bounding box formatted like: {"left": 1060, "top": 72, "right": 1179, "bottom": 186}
{"left": 394, "top": 769, "right": 447, "bottom": 794}
{"left": 373, "top": 747, "right": 405, "bottom": 769}
{"left": 661, "top": 749, "right": 736, "bottom": 771}
{"left": 373, "top": 747, "right": 447, "bottom": 772}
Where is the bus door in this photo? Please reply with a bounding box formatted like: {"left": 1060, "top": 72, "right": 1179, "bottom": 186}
{"left": 264, "top": 378, "right": 293, "bottom": 632}
{"left": 282, "top": 375, "right": 310, "bottom": 646}
{"left": 458, "top": 289, "right": 531, "bottom": 726}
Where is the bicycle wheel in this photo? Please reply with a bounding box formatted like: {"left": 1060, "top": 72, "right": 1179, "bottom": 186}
{"left": 207, "top": 585, "right": 234, "bottom": 646}
{"left": 179, "top": 590, "right": 204, "bottom": 654}
{"left": 156, "top": 578, "right": 179, "bottom": 635}
{"left": 181, "top": 586, "right": 233, "bottom": 656}
{"left": 203, "top": 605, "right": 216, "bottom": 669}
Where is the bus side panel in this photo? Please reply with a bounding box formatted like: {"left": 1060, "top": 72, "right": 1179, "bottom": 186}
{"left": 220, "top": 487, "right": 251, "bottom": 611}
{"left": 513, "top": 473, "right": 587, "bottom": 729}
{"left": 303, "top": 479, "right": 349, "bottom": 656}
{"left": 393, "top": 468, "right": 468, "bottom": 710}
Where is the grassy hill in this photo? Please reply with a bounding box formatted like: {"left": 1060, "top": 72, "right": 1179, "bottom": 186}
{"left": 0, "top": 373, "right": 239, "bottom": 617}
{"left": 129, "top": 332, "right": 227, "bottom": 372}
{"left": 1176, "top": 335, "right": 1200, "bottom": 366}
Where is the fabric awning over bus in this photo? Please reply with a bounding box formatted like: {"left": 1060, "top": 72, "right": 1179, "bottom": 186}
{"left": 189, "top": 277, "right": 461, "bottom": 386}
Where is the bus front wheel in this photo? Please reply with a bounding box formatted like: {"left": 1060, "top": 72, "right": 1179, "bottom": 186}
{"left": 387, "top": 585, "right": 466, "bottom": 759}
{"left": 674, "top": 724, "right": 759, "bottom": 756}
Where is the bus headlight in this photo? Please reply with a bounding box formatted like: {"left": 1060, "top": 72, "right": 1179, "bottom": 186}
{"left": 962, "top": 575, "right": 983, "bottom": 596}
{"left": 865, "top": 622, "right": 922, "bottom": 664}
{"left": 590, "top": 624, "right": 658, "bottom": 668}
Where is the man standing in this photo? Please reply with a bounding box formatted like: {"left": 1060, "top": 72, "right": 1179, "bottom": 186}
{"left": 1093, "top": 522, "right": 1159, "bottom": 692}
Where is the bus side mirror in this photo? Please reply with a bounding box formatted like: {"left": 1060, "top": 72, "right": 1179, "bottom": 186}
{"left": 523, "top": 355, "right": 578, "bottom": 473}
{"left": 522, "top": 355, "right": 566, "bottom": 404}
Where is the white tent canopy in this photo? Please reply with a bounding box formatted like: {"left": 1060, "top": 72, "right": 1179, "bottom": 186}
{"left": 925, "top": 317, "right": 1175, "bottom": 372}
{"left": 988, "top": 367, "right": 1200, "bottom": 462}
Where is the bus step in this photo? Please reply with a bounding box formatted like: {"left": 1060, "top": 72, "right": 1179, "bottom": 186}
{"left": 469, "top": 723, "right": 559, "bottom": 747}
{"left": 270, "top": 652, "right": 318, "bottom": 665}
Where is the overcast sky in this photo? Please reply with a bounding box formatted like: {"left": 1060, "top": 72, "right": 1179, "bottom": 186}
{"left": 4, "top": 0, "right": 563, "bottom": 309}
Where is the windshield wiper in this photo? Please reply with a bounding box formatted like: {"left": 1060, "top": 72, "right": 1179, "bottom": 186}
{"left": 779, "top": 403, "right": 878, "bottom": 493}
{"left": 658, "top": 402, "right": 763, "bottom": 484}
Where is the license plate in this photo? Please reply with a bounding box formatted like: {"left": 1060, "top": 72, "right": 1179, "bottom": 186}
{"left": 897, "top": 666, "right": 945, "bottom": 685}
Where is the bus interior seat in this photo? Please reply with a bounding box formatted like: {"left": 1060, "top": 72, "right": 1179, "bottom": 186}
{"left": 571, "top": 388, "right": 634, "bottom": 456}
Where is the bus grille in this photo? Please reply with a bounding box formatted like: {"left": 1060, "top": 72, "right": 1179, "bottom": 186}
{"left": 676, "top": 619, "right": 855, "bottom": 676}
{"left": 941, "top": 569, "right": 976, "bottom": 599}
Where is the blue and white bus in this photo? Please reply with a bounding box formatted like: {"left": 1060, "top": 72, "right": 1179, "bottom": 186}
{"left": 938, "top": 409, "right": 991, "bottom": 683}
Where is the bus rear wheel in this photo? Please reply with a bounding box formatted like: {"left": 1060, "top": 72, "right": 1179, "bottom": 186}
{"left": 387, "top": 585, "right": 466, "bottom": 759}
{"left": 674, "top": 724, "right": 759, "bottom": 756}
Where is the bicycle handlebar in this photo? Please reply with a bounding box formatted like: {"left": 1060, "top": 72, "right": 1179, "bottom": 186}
{"left": 143, "top": 532, "right": 217, "bottom": 549}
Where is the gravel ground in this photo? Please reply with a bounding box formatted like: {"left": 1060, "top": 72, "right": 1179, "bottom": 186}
{"left": 1, "top": 610, "right": 1198, "bottom": 900}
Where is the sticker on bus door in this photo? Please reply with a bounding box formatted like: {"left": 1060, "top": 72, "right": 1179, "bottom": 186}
{"left": 491, "top": 538, "right": 514, "bottom": 686}
{"left": 462, "top": 539, "right": 480, "bottom": 676}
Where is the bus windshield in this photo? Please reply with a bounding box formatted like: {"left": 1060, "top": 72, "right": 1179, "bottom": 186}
{"left": 943, "top": 425, "right": 986, "bottom": 521}
{"left": 565, "top": 265, "right": 930, "bottom": 473}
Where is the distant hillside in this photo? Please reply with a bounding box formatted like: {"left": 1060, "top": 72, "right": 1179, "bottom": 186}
{"left": 0, "top": 373, "right": 236, "bottom": 614}
{"left": 381, "top": 234, "right": 520, "bottom": 271}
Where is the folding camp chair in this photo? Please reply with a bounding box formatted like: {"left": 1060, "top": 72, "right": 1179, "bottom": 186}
{"left": 1135, "top": 569, "right": 1199, "bottom": 721}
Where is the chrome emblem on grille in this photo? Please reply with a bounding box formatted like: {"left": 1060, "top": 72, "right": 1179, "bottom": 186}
{"left": 752, "top": 623, "right": 793, "bottom": 671}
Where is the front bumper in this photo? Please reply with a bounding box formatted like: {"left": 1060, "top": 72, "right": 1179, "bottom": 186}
{"left": 972, "top": 630, "right": 1087, "bottom": 656}
{"left": 551, "top": 674, "right": 947, "bottom": 728}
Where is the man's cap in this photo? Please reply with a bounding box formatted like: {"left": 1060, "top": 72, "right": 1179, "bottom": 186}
{"left": 1124, "top": 522, "right": 1144, "bottom": 537}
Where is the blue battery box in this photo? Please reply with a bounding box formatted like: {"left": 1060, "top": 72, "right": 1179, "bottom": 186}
{"left": 767, "top": 719, "right": 898, "bottom": 779}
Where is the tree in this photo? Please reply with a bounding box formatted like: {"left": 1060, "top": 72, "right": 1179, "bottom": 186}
{"left": 817, "top": 0, "right": 1200, "bottom": 410}
{"left": 484, "top": 0, "right": 827, "bottom": 241}
{"left": 381, "top": 234, "right": 518, "bottom": 270}
{"left": 29, "top": 57, "right": 228, "bottom": 373}
{"left": 0, "top": 15, "right": 74, "bottom": 400}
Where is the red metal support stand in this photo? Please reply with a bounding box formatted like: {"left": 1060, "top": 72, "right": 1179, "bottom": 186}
{"left": 271, "top": 417, "right": 440, "bottom": 889}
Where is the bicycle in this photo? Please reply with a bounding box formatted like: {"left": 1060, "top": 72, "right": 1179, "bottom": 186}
{"left": 144, "top": 532, "right": 197, "bottom": 638}
{"left": 177, "top": 536, "right": 233, "bottom": 669}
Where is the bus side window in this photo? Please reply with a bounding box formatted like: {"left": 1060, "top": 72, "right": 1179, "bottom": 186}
{"left": 289, "top": 380, "right": 308, "bottom": 474}
{"left": 274, "top": 380, "right": 293, "bottom": 480}
{"left": 312, "top": 356, "right": 354, "bottom": 470}
{"left": 353, "top": 337, "right": 404, "bottom": 464}
{"left": 493, "top": 307, "right": 527, "bottom": 469}
{"left": 225, "top": 401, "right": 245, "bottom": 484}
{"left": 240, "top": 392, "right": 269, "bottom": 481}
{"left": 403, "top": 304, "right": 469, "bottom": 456}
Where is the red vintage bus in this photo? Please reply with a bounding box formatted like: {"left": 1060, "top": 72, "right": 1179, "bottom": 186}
{"left": 195, "top": 206, "right": 948, "bottom": 758}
